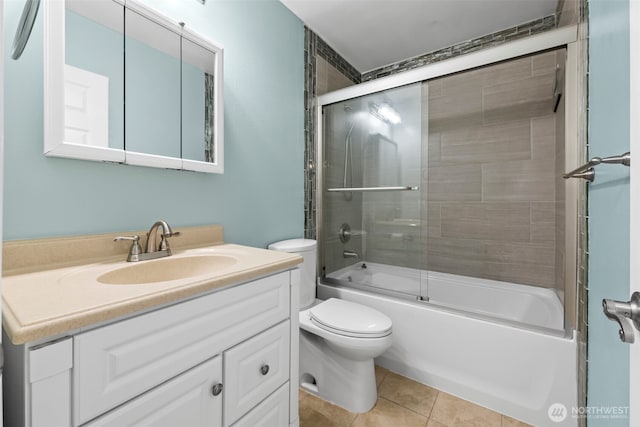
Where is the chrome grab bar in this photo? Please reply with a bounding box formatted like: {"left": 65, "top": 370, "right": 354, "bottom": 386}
{"left": 563, "top": 152, "right": 631, "bottom": 182}
{"left": 327, "top": 186, "right": 419, "bottom": 192}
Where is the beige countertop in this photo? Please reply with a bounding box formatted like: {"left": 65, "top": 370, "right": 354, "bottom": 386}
{"left": 3, "top": 243, "right": 302, "bottom": 345}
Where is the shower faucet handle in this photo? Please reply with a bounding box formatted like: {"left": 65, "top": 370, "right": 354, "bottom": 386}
{"left": 602, "top": 292, "right": 640, "bottom": 343}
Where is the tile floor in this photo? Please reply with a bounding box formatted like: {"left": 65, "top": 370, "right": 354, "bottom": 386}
{"left": 299, "top": 366, "right": 533, "bottom": 427}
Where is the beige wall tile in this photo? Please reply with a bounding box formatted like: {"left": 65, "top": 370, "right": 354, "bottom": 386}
{"left": 532, "top": 202, "right": 557, "bottom": 223}
{"left": 440, "top": 120, "right": 531, "bottom": 164}
{"left": 440, "top": 202, "right": 531, "bottom": 242}
{"left": 428, "top": 78, "right": 443, "bottom": 98}
{"left": 482, "top": 159, "right": 555, "bottom": 202}
{"left": 484, "top": 261, "right": 555, "bottom": 287}
{"left": 427, "top": 254, "right": 488, "bottom": 278}
{"left": 484, "top": 241, "right": 555, "bottom": 265}
{"left": 439, "top": 56, "right": 531, "bottom": 96}
{"left": 429, "top": 91, "right": 483, "bottom": 133}
{"left": 425, "top": 202, "right": 442, "bottom": 238}
{"left": 316, "top": 56, "right": 354, "bottom": 96}
{"left": 426, "top": 132, "right": 441, "bottom": 165}
{"left": 532, "top": 221, "right": 556, "bottom": 244}
{"left": 427, "top": 237, "right": 486, "bottom": 260}
{"left": 532, "top": 51, "right": 557, "bottom": 76}
{"left": 428, "top": 164, "right": 482, "bottom": 201}
{"left": 316, "top": 56, "right": 329, "bottom": 96}
{"left": 531, "top": 115, "right": 557, "bottom": 160}
{"left": 483, "top": 73, "right": 555, "bottom": 124}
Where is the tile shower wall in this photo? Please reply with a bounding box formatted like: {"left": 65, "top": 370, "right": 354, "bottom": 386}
{"left": 305, "top": 12, "right": 569, "bottom": 242}
{"left": 424, "top": 50, "right": 564, "bottom": 288}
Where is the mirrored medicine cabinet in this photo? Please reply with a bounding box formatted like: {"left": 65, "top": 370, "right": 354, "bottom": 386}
{"left": 44, "top": 0, "right": 224, "bottom": 173}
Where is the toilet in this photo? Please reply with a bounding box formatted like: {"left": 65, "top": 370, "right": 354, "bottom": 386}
{"left": 268, "top": 238, "right": 392, "bottom": 413}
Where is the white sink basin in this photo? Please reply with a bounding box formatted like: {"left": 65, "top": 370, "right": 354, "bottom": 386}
{"left": 97, "top": 255, "right": 238, "bottom": 285}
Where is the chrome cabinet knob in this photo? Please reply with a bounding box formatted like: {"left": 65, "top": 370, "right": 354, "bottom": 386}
{"left": 260, "top": 364, "right": 270, "bottom": 376}
{"left": 211, "top": 383, "right": 223, "bottom": 396}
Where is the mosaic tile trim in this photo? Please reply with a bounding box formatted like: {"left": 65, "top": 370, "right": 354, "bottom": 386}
{"left": 304, "top": 27, "right": 318, "bottom": 239}
{"left": 361, "top": 13, "right": 557, "bottom": 81}
{"left": 204, "top": 73, "right": 215, "bottom": 163}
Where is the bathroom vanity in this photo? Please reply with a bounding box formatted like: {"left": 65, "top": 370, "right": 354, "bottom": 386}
{"left": 2, "top": 226, "right": 302, "bottom": 427}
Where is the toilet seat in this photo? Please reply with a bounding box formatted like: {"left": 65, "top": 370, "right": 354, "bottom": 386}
{"left": 309, "top": 298, "right": 392, "bottom": 338}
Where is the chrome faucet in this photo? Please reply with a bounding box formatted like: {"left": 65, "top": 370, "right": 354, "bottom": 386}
{"left": 343, "top": 250, "right": 359, "bottom": 259}
{"left": 145, "top": 220, "right": 179, "bottom": 254}
{"left": 114, "top": 220, "right": 180, "bottom": 262}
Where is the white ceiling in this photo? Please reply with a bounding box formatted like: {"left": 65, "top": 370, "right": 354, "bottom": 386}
{"left": 280, "top": 0, "right": 558, "bottom": 73}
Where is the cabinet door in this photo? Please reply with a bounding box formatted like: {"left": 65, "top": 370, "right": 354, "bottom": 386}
{"left": 86, "top": 356, "right": 222, "bottom": 427}
{"left": 224, "top": 321, "right": 290, "bottom": 426}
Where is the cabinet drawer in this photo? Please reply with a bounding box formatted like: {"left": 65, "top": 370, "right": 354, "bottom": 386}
{"left": 232, "top": 382, "right": 289, "bottom": 427}
{"left": 86, "top": 356, "right": 223, "bottom": 427}
{"left": 75, "top": 272, "right": 290, "bottom": 424}
{"left": 224, "top": 321, "right": 290, "bottom": 426}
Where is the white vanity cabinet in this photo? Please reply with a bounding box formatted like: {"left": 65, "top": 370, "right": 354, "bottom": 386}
{"left": 5, "top": 269, "right": 300, "bottom": 427}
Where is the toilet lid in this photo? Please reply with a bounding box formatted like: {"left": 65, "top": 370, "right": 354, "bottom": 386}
{"left": 309, "top": 298, "right": 392, "bottom": 338}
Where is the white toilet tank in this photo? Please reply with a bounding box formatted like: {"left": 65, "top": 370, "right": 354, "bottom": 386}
{"left": 268, "top": 238, "right": 317, "bottom": 309}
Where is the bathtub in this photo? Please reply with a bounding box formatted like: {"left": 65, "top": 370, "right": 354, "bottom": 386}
{"left": 327, "top": 262, "right": 565, "bottom": 332}
{"left": 320, "top": 262, "right": 577, "bottom": 427}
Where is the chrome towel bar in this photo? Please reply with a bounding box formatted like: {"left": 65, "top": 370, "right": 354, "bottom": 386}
{"left": 327, "top": 186, "right": 419, "bottom": 192}
{"left": 563, "top": 152, "right": 630, "bottom": 182}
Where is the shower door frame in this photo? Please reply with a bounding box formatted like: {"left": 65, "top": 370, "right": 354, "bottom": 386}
{"left": 316, "top": 25, "right": 581, "bottom": 333}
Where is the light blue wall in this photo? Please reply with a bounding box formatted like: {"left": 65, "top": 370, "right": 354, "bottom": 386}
{"left": 3, "top": 0, "right": 305, "bottom": 248}
{"left": 588, "top": 0, "right": 630, "bottom": 424}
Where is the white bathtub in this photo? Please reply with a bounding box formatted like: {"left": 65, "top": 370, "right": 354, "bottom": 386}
{"left": 327, "top": 262, "right": 565, "bottom": 332}
{"left": 321, "top": 262, "right": 577, "bottom": 427}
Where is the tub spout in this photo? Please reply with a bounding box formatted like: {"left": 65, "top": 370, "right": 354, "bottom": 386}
{"left": 343, "top": 250, "right": 359, "bottom": 259}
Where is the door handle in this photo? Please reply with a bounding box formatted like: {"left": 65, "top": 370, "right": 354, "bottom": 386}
{"left": 602, "top": 292, "right": 640, "bottom": 343}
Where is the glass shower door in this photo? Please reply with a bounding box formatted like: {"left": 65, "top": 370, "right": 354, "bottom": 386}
{"left": 320, "top": 82, "right": 426, "bottom": 299}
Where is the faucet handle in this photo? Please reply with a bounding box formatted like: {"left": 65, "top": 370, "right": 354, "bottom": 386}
{"left": 114, "top": 235, "right": 143, "bottom": 261}
{"left": 114, "top": 235, "right": 139, "bottom": 241}
{"left": 159, "top": 231, "right": 180, "bottom": 251}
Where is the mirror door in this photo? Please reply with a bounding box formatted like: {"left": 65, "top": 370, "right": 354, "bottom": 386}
{"left": 45, "top": 0, "right": 224, "bottom": 173}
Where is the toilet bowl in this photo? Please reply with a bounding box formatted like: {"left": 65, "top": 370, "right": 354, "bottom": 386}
{"left": 268, "top": 239, "right": 393, "bottom": 413}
